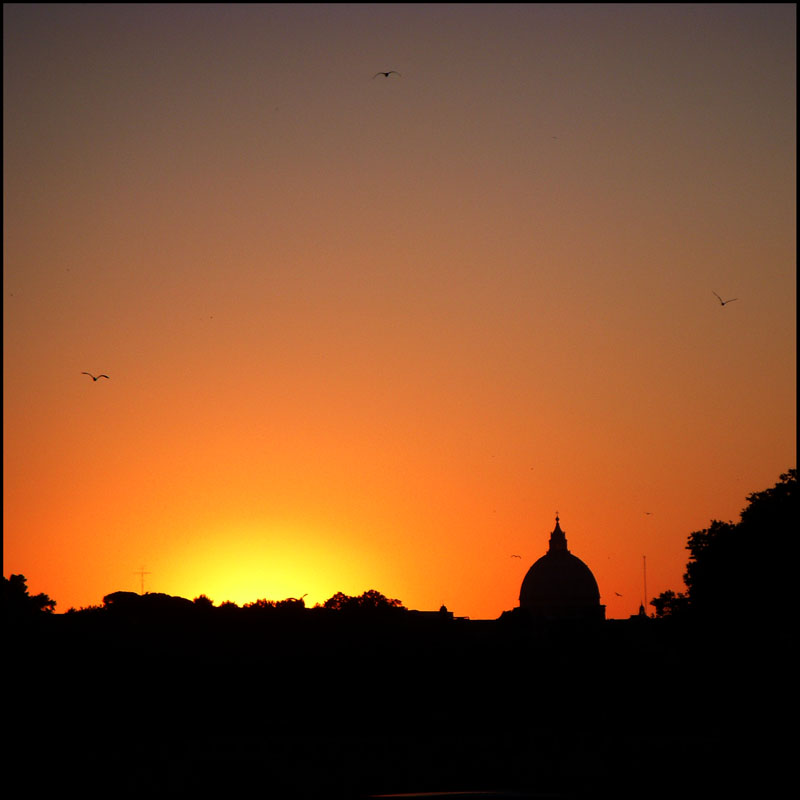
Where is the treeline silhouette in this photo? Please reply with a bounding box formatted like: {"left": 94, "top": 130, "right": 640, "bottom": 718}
{"left": 5, "top": 469, "right": 795, "bottom": 799}
{"left": 651, "top": 468, "right": 796, "bottom": 633}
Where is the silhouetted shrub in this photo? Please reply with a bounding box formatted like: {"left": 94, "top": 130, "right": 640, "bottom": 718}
{"left": 654, "top": 468, "right": 796, "bottom": 627}
{"left": 321, "top": 589, "right": 404, "bottom": 613}
{"left": 3, "top": 574, "right": 56, "bottom": 621}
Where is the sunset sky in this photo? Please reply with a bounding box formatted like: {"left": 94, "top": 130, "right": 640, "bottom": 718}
{"left": 4, "top": 4, "right": 795, "bottom": 619}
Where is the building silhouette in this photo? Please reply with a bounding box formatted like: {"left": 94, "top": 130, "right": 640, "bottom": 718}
{"left": 518, "top": 515, "right": 605, "bottom": 622}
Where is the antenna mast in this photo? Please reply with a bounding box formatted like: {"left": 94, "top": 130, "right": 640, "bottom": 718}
{"left": 134, "top": 566, "right": 151, "bottom": 595}
{"left": 642, "top": 555, "right": 647, "bottom": 615}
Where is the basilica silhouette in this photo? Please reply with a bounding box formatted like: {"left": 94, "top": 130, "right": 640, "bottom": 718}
{"left": 517, "top": 515, "right": 605, "bottom": 622}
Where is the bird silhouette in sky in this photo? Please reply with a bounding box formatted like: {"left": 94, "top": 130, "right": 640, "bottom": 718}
{"left": 511, "top": 554, "right": 522, "bottom": 558}
{"left": 615, "top": 592, "right": 623, "bottom": 597}
{"left": 82, "top": 372, "right": 109, "bottom": 381}
{"left": 713, "top": 291, "right": 738, "bottom": 306}
{"left": 373, "top": 71, "right": 401, "bottom": 78}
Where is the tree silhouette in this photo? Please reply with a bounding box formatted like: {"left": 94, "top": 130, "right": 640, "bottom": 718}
{"left": 321, "top": 589, "right": 404, "bottom": 612}
{"left": 243, "top": 598, "right": 276, "bottom": 611}
{"left": 651, "top": 589, "right": 690, "bottom": 618}
{"left": 683, "top": 519, "right": 740, "bottom": 616}
{"left": 192, "top": 594, "right": 214, "bottom": 609}
{"left": 3, "top": 574, "right": 56, "bottom": 620}
{"left": 102, "top": 590, "right": 141, "bottom": 611}
{"left": 65, "top": 603, "right": 103, "bottom": 614}
{"left": 275, "top": 596, "right": 306, "bottom": 611}
{"left": 653, "top": 469, "right": 796, "bottom": 625}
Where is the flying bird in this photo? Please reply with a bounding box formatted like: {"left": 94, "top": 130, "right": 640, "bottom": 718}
{"left": 82, "top": 372, "right": 109, "bottom": 381}
{"left": 615, "top": 592, "right": 623, "bottom": 597}
{"left": 511, "top": 554, "right": 522, "bottom": 559}
{"left": 373, "top": 70, "right": 401, "bottom": 78}
{"left": 713, "top": 291, "right": 738, "bottom": 306}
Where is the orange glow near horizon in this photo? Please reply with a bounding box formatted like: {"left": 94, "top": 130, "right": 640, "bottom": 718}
{"left": 4, "top": 5, "right": 796, "bottom": 620}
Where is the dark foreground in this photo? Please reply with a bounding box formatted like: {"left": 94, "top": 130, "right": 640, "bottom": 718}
{"left": 6, "top": 610, "right": 790, "bottom": 798}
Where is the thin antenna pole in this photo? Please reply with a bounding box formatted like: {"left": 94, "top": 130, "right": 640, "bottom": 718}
{"left": 134, "top": 566, "right": 151, "bottom": 595}
{"left": 642, "top": 555, "right": 647, "bottom": 615}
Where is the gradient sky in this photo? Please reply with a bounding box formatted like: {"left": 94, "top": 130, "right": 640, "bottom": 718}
{"left": 4, "top": 3, "right": 796, "bottom": 619}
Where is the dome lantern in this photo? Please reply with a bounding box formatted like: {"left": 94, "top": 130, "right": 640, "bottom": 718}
{"left": 548, "top": 514, "right": 568, "bottom": 553}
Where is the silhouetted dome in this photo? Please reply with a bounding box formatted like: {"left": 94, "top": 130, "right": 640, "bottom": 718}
{"left": 519, "top": 516, "right": 605, "bottom": 621}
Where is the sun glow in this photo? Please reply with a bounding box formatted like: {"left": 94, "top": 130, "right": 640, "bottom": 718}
{"left": 165, "top": 521, "right": 376, "bottom": 608}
